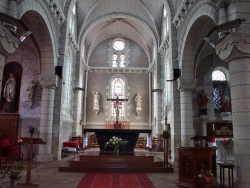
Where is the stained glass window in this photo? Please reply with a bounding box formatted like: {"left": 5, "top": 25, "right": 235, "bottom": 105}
{"left": 212, "top": 70, "right": 227, "bottom": 110}
{"left": 111, "top": 78, "right": 125, "bottom": 117}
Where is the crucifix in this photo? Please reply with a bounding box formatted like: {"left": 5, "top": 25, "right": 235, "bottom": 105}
{"left": 107, "top": 96, "right": 128, "bottom": 128}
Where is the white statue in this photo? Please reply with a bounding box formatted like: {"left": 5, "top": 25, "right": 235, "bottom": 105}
{"left": 27, "top": 80, "right": 37, "bottom": 100}
{"left": 93, "top": 91, "right": 100, "bottom": 114}
{"left": 3, "top": 73, "right": 16, "bottom": 102}
{"left": 135, "top": 93, "right": 142, "bottom": 115}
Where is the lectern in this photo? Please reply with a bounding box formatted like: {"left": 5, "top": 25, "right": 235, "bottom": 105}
{"left": 17, "top": 137, "right": 46, "bottom": 187}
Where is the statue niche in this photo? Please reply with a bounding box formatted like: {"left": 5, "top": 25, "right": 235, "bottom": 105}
{"left": 1, "top": 62, "right": 22, "bottom": 113}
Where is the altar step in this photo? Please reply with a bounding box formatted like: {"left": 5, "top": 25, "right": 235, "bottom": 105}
{"left": 59, "top": 151, "right": 173, "bottom": 173}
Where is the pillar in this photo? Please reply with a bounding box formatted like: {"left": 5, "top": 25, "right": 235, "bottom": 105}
{"left": 8, "top": 0, "right": 18, "bottom": 18}
{"left": 200, "top": 115, "right": 209, "bottom": 137}
{"left": 177, "top": 78, "right": 197, "bottom": 147}
{"left": 36, "top": 75, "right": 58, "bottom": 161}
{"left": 216, "top": 0, "right": 230, "bottom": 39}
{"left": 216, "top": 32, "right": 250, "bottom": 188}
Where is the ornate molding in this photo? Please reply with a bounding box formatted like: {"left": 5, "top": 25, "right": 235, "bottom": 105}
{"left": 173, "top": 0, "right": 194, "bottom": 29}
{"left": 49, "top": 0, "right": 65, "bottom": 24}
{"left": 38, "top": 75, "right": 58, "bottom": 89}
{"left": 159, "top": 35, "right": 169, "bottom": 55}
{"left": 177, "top": 78, "right": 197, "bottom": 91}
{"left": 0, "top": 25, "right": 19, "bottom": 56}
{"left": 89, "top": 67, "right": 148, "bottom": 74}
{"left": 215, "top": 33, "right": 250, "bottom": 62}
{"left": 177, "top": 0, "right": 217, "bottom": 61}
{"left": 68, "top": 32, "right": 79, "bottom": 53}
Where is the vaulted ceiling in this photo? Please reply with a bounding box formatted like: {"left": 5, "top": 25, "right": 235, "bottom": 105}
{"left": 76, "top": 0, "right": 169, "bottom": 64}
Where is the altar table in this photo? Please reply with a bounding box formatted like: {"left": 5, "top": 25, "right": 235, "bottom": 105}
{"left": 83, "top": 128, "right": 152, "bottom": 153}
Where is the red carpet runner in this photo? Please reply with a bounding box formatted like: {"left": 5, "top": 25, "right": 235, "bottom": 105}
{"left": 76, "top": 173, "right": 155, "bottom": 188}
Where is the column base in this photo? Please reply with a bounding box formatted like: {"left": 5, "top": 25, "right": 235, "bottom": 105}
{"left": 35, "top": 153, "right": 53, "bottom": 161}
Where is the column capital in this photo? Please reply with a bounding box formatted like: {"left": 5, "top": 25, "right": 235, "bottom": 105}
{"left": 216, "top": 32, "right": 250, "bottom": 62}
{"left": 0, "top": 25, "right": 19, "bottom": 56}
{"left": 216, "top": 0, "right": 230, "bottom": 9}
{"left": 38, "top": 75, "right": 59, "bottom": 89}
{"left": 177, "top": 78, "right": 197, "bottom": 91}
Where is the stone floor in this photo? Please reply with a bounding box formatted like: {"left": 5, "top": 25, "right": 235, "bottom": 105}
{"left": 0, "top": 148, "right": 234, "bottom": 188}
{"left": 0, "top": 148, "right": 179, "bottom": 188}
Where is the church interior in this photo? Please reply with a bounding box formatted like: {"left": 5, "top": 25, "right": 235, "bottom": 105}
{"left": 0, "top": 0, "right": 250, "bottom": 187}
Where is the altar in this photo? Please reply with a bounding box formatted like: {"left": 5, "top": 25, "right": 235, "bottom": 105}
{"left": 83, "top": 128, "right": 152, "bottom": 153}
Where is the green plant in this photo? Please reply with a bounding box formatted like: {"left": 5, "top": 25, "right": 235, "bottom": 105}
{"left": 104, "top": 136, "right": 129, "bottom": 150}
{"left": 28, "top": 125, "right": 35, "bottom": 134}
{"left": 2, "top": 164, "right": 23, "bottom": 181}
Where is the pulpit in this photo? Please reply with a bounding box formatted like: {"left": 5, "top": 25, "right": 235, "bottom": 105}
{"left": 17, "top": 137, "right": 46, "bottom": 187}
{"left": 175, "top": 147, "right": 217, "bottom": 188}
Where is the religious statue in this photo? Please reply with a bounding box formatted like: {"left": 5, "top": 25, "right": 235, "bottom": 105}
{"left": 27, "top": 80, "right": 37, "bottom": 100}
{"left": 135, "top": 93, "right": 142, "bottom": 115}
{"left": 198, "top": 90, "right": 208, "bottom": 115}
{"left": 93, "top": 91, "right": 100, "bottom": 114}
{"left": 220, "top": 90, "right": 230, "bottom": 112}
{"left": 3, "top": 73, "right": 16, "bottom": 102}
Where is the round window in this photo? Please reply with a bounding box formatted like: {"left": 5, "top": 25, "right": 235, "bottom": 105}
{"left": 112, "top": 38, "right": 125, "bottom": 51}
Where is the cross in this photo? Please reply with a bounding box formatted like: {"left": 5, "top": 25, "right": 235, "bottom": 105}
{"left": 107, "top": 96, "right": 128, "bottom": 123}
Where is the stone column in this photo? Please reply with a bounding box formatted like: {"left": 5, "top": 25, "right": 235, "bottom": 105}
{"left": 216, "top": 33, "right": 250, "bottom": 188}
{"left": 216, "top": 0, "right": 229, "bottom": 38}
{"left": 177, "top": 78, "right": 197, "bottom": 147}
{"left": 36, "top": 75, "right": 58, "bottom": 161}
{"left": 200, "top": 115, "right": 209, "bottom": 137}
{"left": 0, "top": 24, "right": 19, "bottom": 95}
{"left": 200, "top": 115, "right": 209, "bottom": 146}
{"left": 8, "top": 0, "right": 18, "bottom": 18}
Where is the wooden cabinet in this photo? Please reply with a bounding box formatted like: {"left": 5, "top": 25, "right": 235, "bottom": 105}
{"left": 175, "top": 147, "right": 217, "bottom": 188}
{"left": 0, "top": 113, "right": 19, "bottom": 143}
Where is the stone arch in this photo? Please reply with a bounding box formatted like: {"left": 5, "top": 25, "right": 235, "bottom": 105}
{"left": 17, "top": 0, "right": 58, "bottom": 74}
{"left": 178, "top": 1, "right": 217, "bottom": 78}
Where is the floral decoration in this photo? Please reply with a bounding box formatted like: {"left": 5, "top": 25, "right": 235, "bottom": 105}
{"left": 197, "top": 169, "right": 218, "bottom": 187}
{"left": 28, "top": 125, "right": 35, "bottom": 134}
{"left": 2, "top": 164, "right": 23, "bottom": 186}
{"left": 104, "top": 136, "right": 129, "bottom": 151}
{"left": 221, "top": 138, "right": 232, "bottom": 149}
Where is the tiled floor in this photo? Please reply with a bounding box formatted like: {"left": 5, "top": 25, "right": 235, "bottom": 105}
{"left": 0, "top": 149, "right": 179, "bottom": 188}
{"left": 0, "top": 148, "right": 234, "bottom": 188}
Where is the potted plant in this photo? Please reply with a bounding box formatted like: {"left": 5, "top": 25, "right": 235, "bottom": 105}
{"left": 28, "top": 125, "right": 36, "bottom": 137}
{"left": 2, "top": 164, "right": 23, "bottom": 187}
{"left": 196, "top": 169, "right": 218, "bottom": 188}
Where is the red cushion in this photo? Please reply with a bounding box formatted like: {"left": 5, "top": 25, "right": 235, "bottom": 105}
{"left": 2, "top": 139, "right": 11, "bottom": 147}
{"left": 63, "top": 141, "right": 79, "bottom": 148}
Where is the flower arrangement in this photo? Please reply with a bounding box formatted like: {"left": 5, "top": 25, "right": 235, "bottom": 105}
{"left": 104, "top": 136, "right": 129, "bottom": 151}
{"left": 197, "top": 169, "right": 218, "bottom": 188}
{"left": 2, "top": 164, "right": 23, "bottom": 187}
{"left": 28, "top": 125, "right": 35, "bottom": 134}
{"left": 221, "top": 138, "right": 232, "bottom": 149}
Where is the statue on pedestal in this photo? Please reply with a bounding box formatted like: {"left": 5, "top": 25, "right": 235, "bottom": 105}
{"left": 3, "top": 73, "right": 16, "bottom": 112}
